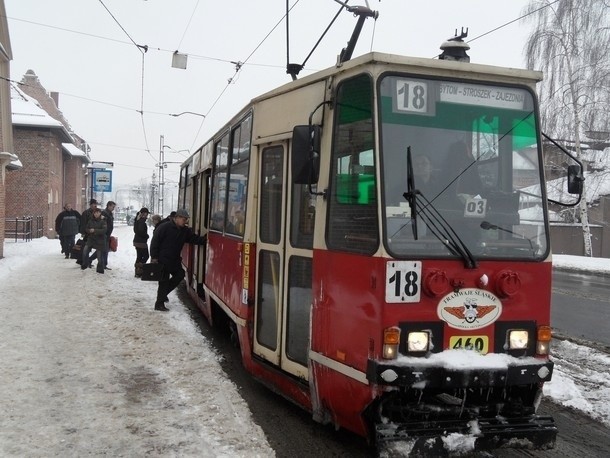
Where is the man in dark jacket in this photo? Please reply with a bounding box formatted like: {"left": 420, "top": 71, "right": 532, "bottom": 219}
{"left": 101, "top": 201, "right": 116, "bottom": 270}
{"left": 81, "top": 208, "right": 107, "bottom": 274}
{"left": 55, "top": 204, "right": 81, "bottom": 258}
{"left": 79, "top": 198, "right": 101, "bottom": 267}
{"left": 150, "top": 208, "right": 206, "bottom": 311}
{"left": 80, "top": 199, "right": 98, "bottom": 238}
{"left": 132, "top": 207, "right": 150, "bottom": 277}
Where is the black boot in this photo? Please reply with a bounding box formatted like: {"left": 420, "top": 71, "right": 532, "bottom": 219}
{"left": 154, "top": 304, "right": 169, "bottom": 312}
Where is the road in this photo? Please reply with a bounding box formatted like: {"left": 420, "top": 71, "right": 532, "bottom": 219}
{"left": 552, "top": 270, "right": 610, "bottom": 348}
{"left": 180, "top": 278, "right": 610, "bottom": 458}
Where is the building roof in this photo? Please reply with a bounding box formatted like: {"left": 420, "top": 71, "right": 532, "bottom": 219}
{"left": 62, "top": 142, "right": 90, "bottom": 163}
{"left": 10, "top": 83, "right": 72, "bottom": 142}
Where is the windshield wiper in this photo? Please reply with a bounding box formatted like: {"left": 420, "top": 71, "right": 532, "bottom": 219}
{"left": 403, "top": 147, "right": 477, "bottom": 269}
{"left": 403, "top": 146, "right": 418, "bottom": 239}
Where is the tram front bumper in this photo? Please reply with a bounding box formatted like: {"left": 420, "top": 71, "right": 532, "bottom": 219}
{"left": 366, "top": 357, "right": 553, "bottom": 388}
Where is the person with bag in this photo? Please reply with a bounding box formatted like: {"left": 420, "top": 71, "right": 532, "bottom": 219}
{"left": 132, "top": 207, "right": 150, "bottom": 277}
{"left": 55, "top": 204, "right": 81, "bottom": 258}
{"left": 81, "top": 208, "right": 107, "bottom": 274}
{"left": 79, "top": 198, "right": 99, "bottom": 268}
{"left": 149, "top": 209, "right": 206, "bottom": 312}
{"left": 101, "top": 201, "right": 116, "bottom": 270}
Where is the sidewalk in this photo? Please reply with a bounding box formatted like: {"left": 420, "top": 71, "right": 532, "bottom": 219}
{"left": 0, "top": 225, "right": 274, "bottom": 457}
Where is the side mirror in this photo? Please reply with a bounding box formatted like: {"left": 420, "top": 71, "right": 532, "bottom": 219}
{"left": 567, "top": 164, "right": 584, "bottom": 194}
{"left": 292, "top": 125, "right": 321, "bottom": 184}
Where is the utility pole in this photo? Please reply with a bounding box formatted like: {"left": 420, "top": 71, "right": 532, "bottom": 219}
{"left": 159, "top": 135, "right": 165, "bottom": 217}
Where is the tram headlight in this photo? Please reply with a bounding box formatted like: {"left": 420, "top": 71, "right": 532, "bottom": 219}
{"left": 508, "top": 330, "right": 529, "bottom": 350}
{"left": 383, "top": 327, "right": 400, "bottom": 360}
{"left": 407, "top": 331, "right": 430, "bottom": 353}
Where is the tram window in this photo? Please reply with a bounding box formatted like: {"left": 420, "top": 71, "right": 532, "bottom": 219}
{"left": 226, "top": 114, "right": 252, "bottom": 236}
{"left": 260, "top": 146, "right": 284, "bottom": 244}
{"left": 327, "top": 74, "right": 379, "bottom": 254}
{"left": 256, "top": 250, "right": 279, "bottom": 351}
{"left": 210, "top": 133, "right": 230, "bottom": 232}
{"left": 290, "top": 183, "right": 315, "bottom": 249}
{"left": 286, "top": 256, "right": 312, "bottom": 366}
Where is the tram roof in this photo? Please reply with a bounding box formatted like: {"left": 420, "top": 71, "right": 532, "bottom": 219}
{"left": 186, "top": 52, "right": 544, "bottom": 166}
{"left": 252, "top": 51, "right": 543, "bottom": 104}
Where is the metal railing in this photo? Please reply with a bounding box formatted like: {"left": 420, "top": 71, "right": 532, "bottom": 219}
{"left": 4, "top": 216, "right": 44, "bottom": 242}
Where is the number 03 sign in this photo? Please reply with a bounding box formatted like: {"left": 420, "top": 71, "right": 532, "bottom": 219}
{"left": 386, "top": 261, "right": 422, "bottom": 303}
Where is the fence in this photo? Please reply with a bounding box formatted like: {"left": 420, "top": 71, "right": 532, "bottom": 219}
{"left": 4, "top": 216, "right": 44, "bottom": 242}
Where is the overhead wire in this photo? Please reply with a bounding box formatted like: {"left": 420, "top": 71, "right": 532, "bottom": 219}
{"left": 6, "top": 3, "right": 552, "bottom": 161}
{"left": 176, "top": 0, "right": 201, "bottom": 51}
{"left": 188, "top": 0, "right": 302, "bottom": 151}
{"left": 4, "top": 15, "right": 283, "bottom": 68}
{"left": 97, "top": 0, "right": 156, "bottom": 164}
{"left": 466, "top": 0, "right": 560, "bottom": 44}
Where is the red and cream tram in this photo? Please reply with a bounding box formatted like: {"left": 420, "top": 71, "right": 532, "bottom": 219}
{"left": 176, "top": 43, "right": 582, "bottom": 454}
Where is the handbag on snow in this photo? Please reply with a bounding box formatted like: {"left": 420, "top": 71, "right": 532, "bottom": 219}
{"left": 109, "top": 236, "right": 118, "bottom": 252}
{"left": 71, "top": 238, "right": 85, "bottom": 261}
{"left": 141, "top": 263, "right": 164, "bottom": 281}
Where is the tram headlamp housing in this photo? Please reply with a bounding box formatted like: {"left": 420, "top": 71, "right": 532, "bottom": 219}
{"left": 407, "top": 331, "right": 430, "bottom": 352}
{"left": 508, "top": 330, "right": 529, "bottom": 350}
{"left": 382, "top": 327, "right": 400, "bottom": 360}
{"left": 536, "top": 325, "right": 552, "bottom": 355}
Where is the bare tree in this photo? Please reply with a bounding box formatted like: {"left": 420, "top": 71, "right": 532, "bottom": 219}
{"left": 523, "top": 0, "right": 610, "bottom": 256}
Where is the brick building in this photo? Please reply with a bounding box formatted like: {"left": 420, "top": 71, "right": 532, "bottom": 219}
{"left": 0, "top": 0, "right": 17, "bottom": 259}
{"left": 6, "top": 77, "right": 90, "bottom": 239}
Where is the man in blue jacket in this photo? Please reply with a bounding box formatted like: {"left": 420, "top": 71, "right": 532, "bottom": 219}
{"left": 150, "top": 208, "right": 206, "bottom": 311}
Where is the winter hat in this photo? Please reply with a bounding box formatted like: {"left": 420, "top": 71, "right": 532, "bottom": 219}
{"left": 175, "top": 209, "right": 190, "bottom": 218}
{"left": 139, "top": 207, "right": 150, "bottom": 214}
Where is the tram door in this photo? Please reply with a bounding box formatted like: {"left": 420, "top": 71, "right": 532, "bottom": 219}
{"left": 253, "top": 142, "right": 312, "bottom": 380}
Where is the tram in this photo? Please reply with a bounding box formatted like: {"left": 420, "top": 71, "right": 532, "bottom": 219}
{"left": 176, "top": 31, "right": 583, "bottom": 454}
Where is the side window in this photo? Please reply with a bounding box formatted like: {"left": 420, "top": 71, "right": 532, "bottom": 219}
{"left": 209, "top": 113, "right": 252, "bottom": 235}
{"left": 260, "top": 146, "right": 284, "bottom": 244}
{"left": 226, "top": 114, "right": 252, "bottom": 236}
{"left": 290, "top": 183, "right": 315, "bottom": 249}
{"left": 327, "top": 74, "right": 379, "bottom": 254}
{"left": 210, "top": 133, "right": 229, "bottom": 232}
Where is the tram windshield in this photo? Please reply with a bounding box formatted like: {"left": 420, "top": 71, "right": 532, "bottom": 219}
{"left": 379, "top": 75, "right": 548, "bottom": 261}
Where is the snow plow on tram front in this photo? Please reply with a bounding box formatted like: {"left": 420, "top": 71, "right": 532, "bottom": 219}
{"left": 177, "top": 17, "right": 584, "bottom": 457}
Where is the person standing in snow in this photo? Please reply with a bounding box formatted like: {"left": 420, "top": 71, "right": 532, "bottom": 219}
{"left": 150, "top": 209, "right": 206, "bottom": 312}
{"left": 132, "top": 207, "right": 150, "bottom": 278}
{"left": 80, "top": 199, "right": 98, "bottom": 239}
{"left": 81, "top": 208, "right": 107, "bottom": 274}
{"left": 55, "top": 204, "right": 81, "bottom": 258}
{"left": 101, "top": 201, "right": 116, "bottom": 270}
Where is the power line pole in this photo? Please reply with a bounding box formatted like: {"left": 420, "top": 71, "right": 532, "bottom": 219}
{"left": 159, "top": 135, "right": 165, "bottom": 217}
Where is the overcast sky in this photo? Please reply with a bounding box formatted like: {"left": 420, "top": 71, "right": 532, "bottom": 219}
{"left": 5, "top": 0, "right": 536, "bottom": 193}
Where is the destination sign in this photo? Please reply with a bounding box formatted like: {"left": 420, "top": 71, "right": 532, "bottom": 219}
{"left": 439, "top": 82, "right": 526, "bottom": 110}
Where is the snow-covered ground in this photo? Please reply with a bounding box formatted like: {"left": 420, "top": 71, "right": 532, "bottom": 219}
{"left": 0, "top": 225, "right": 608, "bottom": 456}
{"left": 0, "top": 225, "right": 274, "bottom": 457}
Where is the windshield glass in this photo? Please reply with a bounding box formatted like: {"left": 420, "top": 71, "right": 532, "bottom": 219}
{"left": 379, "top": 75, "right": 548, "bottom": 261}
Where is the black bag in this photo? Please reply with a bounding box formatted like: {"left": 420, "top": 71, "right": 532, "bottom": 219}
{"left": 141, "top": 263, "right": 164, "bottom": 281}
{"left": 71, "top": 238, "right": 85, "bottom": 261}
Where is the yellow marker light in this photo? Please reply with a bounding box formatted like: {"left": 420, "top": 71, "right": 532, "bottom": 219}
{"left": 383, "top": 327, "right": 400, "bottom": 360}
{"left": 407, "top": 331, "right": 429, "bottom": 352}
{"left": 537, "top": 325, "right": 552, "bottom": 355}
{"left": 508, "top": 330, "right": 529, "bottom": 350}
